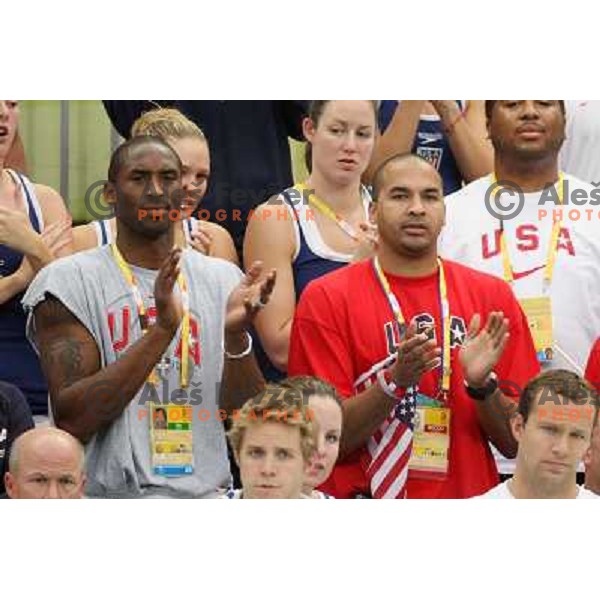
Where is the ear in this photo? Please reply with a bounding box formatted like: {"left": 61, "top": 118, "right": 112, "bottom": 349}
{"left": 368, "top": 201, "right": 377, "bottom": 224}
{"left": 77, "top": 474, "right": 87, "bottom": 499}
{"left": 583, "top": 444, "right": 593, "bottom": 468}
{"left": 4, "top": 472, "right": 16, "bottom": 499}
{"left": 511, "top": 413, "right": 525, "bottom": 444}
{"left": 103, "top": 181, "right": 117, "bottom": 207}
{"left": 302, "top": 117, "right": 316, "bottom": 145}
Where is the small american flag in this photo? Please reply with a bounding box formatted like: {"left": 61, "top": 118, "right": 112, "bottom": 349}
{"left": 366, "top": 385, "right": 418, "bottom": 499}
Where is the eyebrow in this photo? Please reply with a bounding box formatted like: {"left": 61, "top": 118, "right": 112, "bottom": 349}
{"left": 387, "top": 186, "right": 440, "bottom": 194}
{"left": 129, "top": 167, "right": 179, "bottom": 175}
{"left": 330, "top": 119, "right": 373, "bottom": 128}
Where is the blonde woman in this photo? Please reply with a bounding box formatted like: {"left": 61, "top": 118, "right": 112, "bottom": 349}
{"left": 73, "top": 108, "right": 238, "bottom": 264}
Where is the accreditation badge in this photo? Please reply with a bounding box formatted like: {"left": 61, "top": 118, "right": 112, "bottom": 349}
{"left": 408, "top": 393, "right": 451, "bottom": 480}
{"left": 150, "top": 404, "right": 194, "bottom": 477}
{"left": 519, "top": 296, "right": 554, "bottom": 365}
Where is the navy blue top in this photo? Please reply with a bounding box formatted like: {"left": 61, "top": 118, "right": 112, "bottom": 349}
{"left": 0, "top": 172, "right": 48, "bottom": 415}
{"left": 378, "top": 101, "right": 465, "bottom": 195}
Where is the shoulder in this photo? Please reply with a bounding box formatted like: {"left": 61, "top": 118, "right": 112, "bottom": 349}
{"left": 184, "top": 249, "right": 242, "bottom": 284}
{"left": 445, "top": 260, "right": 522, "bottom": 313}
{"left": 303, "top": 261, "right": 367, "bottom": 297}
{"left": 445, "top": 175, "right": 493, "bottom": 209}
{"left": 444, "top": 259, "right": 509, "bottom": 292}
{"left": 32, "top": 183, "right": 69, "bottom": 218}
{"left": 578, "top": 486, "right": 600, "bottom": 499}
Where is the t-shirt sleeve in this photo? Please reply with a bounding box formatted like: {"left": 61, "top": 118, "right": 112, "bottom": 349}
{"left": 21, "top": 257, "right": 99, "bottom": 354}
{"left": 288, "top": 279, "right": 355, "bottom": 398}
{"left": 493, "top": 280, "right": 540, "bottom": 398}
{"left": 585, "top": 338, "right": 600, "bottom": 391}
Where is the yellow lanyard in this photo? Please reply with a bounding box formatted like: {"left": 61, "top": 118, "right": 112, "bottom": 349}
{"left": 111, "top": 244, "right": 191, "bottom": 388}
{"left": 491, "top": 173, "right": 564, "bottom": 287}
{"left": 296, "top": 183, "right": 361, "bottom": 241}
{"left": 373, "top": 256, "right": 451, "bottom": 399}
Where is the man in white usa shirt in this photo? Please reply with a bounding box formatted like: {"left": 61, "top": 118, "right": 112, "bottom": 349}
{"left": 440, "top": 100, "right": 600, "bottom": 377}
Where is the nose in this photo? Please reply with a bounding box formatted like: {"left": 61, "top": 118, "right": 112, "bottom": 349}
{"left": 551, "top": 433, "right": 569, "bottom": 458}
{"left": 520, "top": 100, "right": 540, "bottom": 120}
{"left": 342, "top": 131, "right": 358, "bottom": 152}
{"left": 260, "top": 454, "right": 276, "bottom": 477}
{"left": 0, "top": 101, "right": 7, "bottom": 120}
{"left": 46, "top": 480, "right": 61, "bottom": 499}
{"left": 181, "top": 174, "right": 194, "bottom": 192}
{"left": 408, "top": 195, "right": 427, "bottom": 216}
{"left": 147, "top": 175, "right": 168, "bottom": 199}
{"left": 315, "top": 434, "right": 326, "bottom": 458}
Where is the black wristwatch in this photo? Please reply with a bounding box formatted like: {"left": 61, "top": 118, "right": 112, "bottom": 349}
{"left": 465, "top": 372, "right": 498, "bottom": 401}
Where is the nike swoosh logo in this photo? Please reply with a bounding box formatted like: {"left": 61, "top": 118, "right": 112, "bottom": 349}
{"left": 513, "top": 264, "right": 545, "bottom": 280}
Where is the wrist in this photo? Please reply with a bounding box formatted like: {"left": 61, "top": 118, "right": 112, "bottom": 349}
{"left": 224, "top": 331, "right": 252, "bottom": 359}
{"left": 465, "top": 371, "right": 498, "bottom": 400}
{"left": 377, "top": 368, "right": 407, "bottom": 402}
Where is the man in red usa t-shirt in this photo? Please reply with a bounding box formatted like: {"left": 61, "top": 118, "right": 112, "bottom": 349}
{"left": 288, "top": 154, "right": 539, "bottom": 499}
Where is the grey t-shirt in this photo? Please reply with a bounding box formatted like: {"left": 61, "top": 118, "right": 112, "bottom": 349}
{"left": 23, "top": 246, "right": 242, "bottom": 498}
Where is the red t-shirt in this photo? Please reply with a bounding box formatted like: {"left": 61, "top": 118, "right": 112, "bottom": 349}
{"left": 585, "top": 339, "right": 600, "bottom": 391}
{"left": 288, "top": 259, "right": 539, "bottom": 499}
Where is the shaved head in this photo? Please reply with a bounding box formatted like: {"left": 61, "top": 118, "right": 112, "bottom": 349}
{"left": 372, "top": 153, "right": 442, "bottom": 200}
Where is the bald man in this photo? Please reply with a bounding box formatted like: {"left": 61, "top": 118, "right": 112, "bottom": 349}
{"left": 4, "top": 427, "right": 86, "bottom": 499}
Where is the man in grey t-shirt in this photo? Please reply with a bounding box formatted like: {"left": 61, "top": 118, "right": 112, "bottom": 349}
{"left": 23, "top": 136, "right": 275, "bottom": 498}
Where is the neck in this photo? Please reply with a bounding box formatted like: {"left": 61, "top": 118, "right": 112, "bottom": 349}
{"left": 115, "top": 223, "right": 175, "bottom": 269}
{"left": 584, "top": 476, "right": 600, "bottom": 496}
{"left": 306, "top": 169, "right": 362, "bottom": 214}
{"left": 376, "top": 244, "right": 439, "bottom": 277}
{"left": 174, "top": 220, "right": 187, "bottom": 248}
{"left": 495, "top": 155, "right": 559, "bottom": 193}
{"left": 509, "top": 470, "right": 578, "bottom": 499}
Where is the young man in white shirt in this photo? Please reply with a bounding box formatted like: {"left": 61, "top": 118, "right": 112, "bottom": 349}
{"left": 477, "top": 369, "right": 599, "bottom": 499}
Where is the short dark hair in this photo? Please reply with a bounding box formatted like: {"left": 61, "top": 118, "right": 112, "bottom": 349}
{"left": 371, "top": 152, "right": 441, "bottom": 200}
{"left": 485, "top": 100, "right": 566, "bottom": 122}
{"left": 518, "top": 369, "right": 599, "bottom": 425}
{"left": 107, "top": 136, "right": 182, "bottom": 183}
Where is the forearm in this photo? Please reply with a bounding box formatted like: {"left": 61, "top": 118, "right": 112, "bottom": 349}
{"left": 365, "top": 101, "right": 424, "bottom": 183}
{"left": 436, "top": 101, "right": 493, "bottom": 182}
{"left": 52, "top": 325, "right": 177, "bottom": 443}
{"left": 260, "top": 318, "right": 293, "bottom": 373}
{"left": 339, "top": 383, "right": 397, "bottom": 458}
{"left": 473, "top": 390, "right": 518, "bottom": 458}
{"left": 0, "top": 270, "right": 28, "bottom": 303}
{"left": 220, "top": 331, "right": 266, "bottom": 412}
